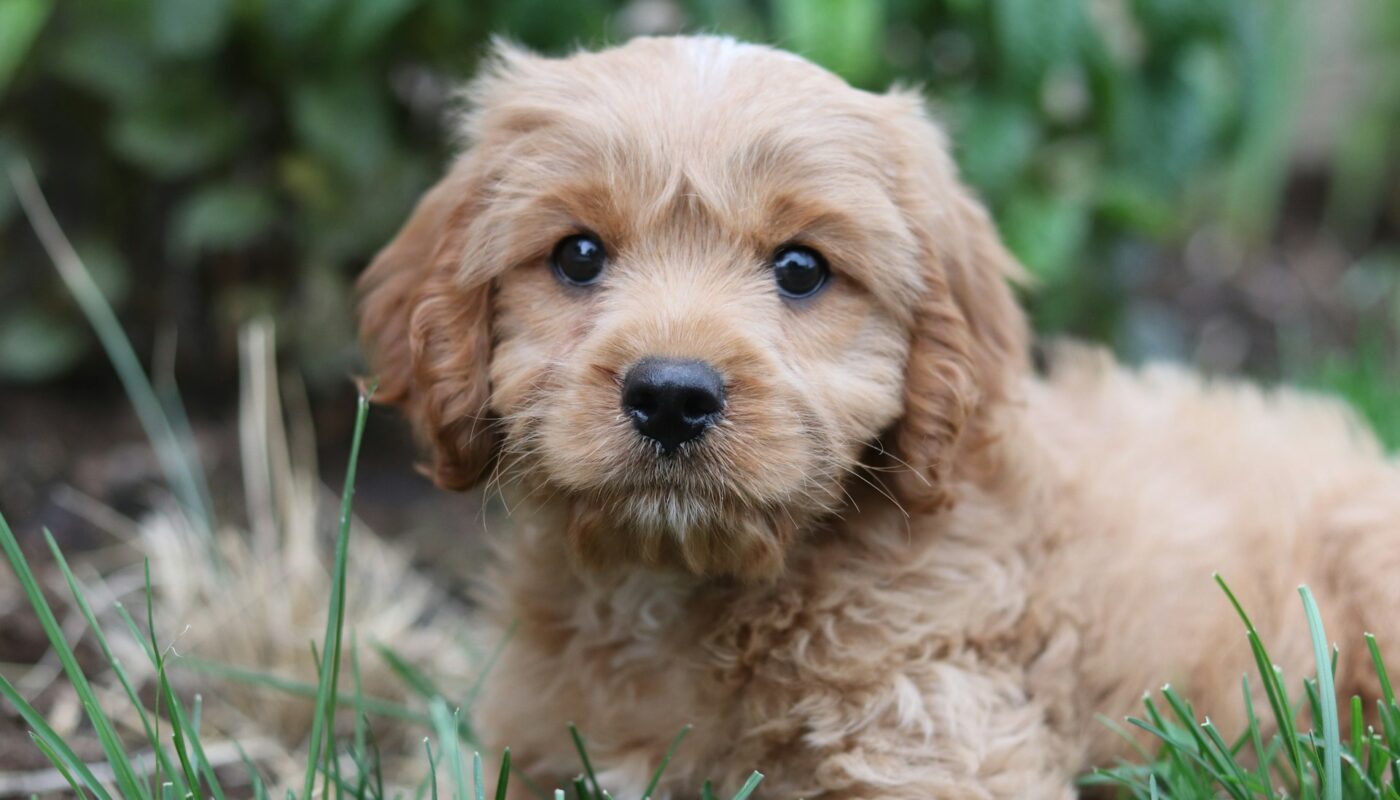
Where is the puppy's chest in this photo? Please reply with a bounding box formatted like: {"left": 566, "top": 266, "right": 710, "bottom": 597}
{"left": 547, "top": 573, "right": 792, "bottom": 701}
{"left": 484, "top": 506, "right": 1051, "bottom": 794}
{"left": 523, "top": 542, "right": 1040, "bottom": 747}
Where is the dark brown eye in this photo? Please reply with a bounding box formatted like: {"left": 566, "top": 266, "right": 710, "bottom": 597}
{"left": 771, "top": 245, "right": 829, "bottom": 298}
{"left": 552, "top": 233, "right": 607, "bottom": 286}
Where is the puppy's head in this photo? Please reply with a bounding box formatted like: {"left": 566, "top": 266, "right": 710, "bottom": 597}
{"left": 358, "top": 37, "right": 1027, "bottom": 580}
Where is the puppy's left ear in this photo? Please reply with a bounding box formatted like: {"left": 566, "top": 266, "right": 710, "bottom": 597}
{"left": 884, "top": 91, "right": 1030, "bottom": 511}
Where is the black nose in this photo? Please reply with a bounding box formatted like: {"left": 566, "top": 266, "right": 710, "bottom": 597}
{"left": 621, "top": 358, "right": 725, "bottom": 454}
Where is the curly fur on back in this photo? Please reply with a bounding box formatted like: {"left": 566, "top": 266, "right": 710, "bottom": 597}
{"left": 358, "top": 36, "right": 1400, "bottom": 798}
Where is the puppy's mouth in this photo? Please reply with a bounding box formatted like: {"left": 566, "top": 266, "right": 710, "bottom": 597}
{"left": 564, "top": 488, "right": 803, "bottom": 579}
{"left": 561, "top": 418, "right": 758, "bottom": 505}
{"left": 500, "top": 370, "right": 849, "bottom": 577}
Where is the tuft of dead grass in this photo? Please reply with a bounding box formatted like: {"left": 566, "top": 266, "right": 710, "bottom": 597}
{"left": 0, "top": 323, "right": 488, "bottom": 797}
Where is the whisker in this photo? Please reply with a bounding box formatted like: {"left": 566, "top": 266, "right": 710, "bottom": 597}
{"left": 866, "top": 439, "right": 931, "bottom": 486}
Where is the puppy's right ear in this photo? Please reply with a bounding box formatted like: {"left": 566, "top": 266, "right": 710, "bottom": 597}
{"left": 882, "top": 91, "right": 1030, "bottom": 513}
{"left": 356, "top": 157, "right": 495, "bottom": 490}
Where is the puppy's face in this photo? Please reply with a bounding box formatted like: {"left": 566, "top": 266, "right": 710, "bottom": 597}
{"left": 359, "top": 37, "right": 1027, "bottom": 580}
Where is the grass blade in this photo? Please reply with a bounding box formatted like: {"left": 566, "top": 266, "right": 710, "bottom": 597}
{"left": 462, "top": 622, "right": 517, "bottom": 712}
{"left": 494, "top": 749, "right": 511, "bottom": 800}
{"left": 374, "top": 641, "right": 486, "bottom": 747}
{"left": 1137, "top": 696, "right": 1212, "bottom": 795}
{"left": 374, "top": 642, "right": 443, "bottom": 701}
{"left": 1217, "top": 574, "right": 1307, "bottom": 781}
{"left": 168, "top": 690, "right": 226, "bottom": 800}
{"left": 176, "top": 656, "right": 428, "bottom": 724}
{"left": 351, "top": 631, "right": 370, "bottom": 798}
{"left": 0, "top": 512, "right": 142, "bottom": 799}
{"left": 1367, "top": 633, "right": 1400, "bottom": 790}
{"left": 0, "top": 673, "right": 111, "bottom": 799}
{"left": 1301, "top": 586, "right": 1343, "bottom": 800}
{"left": 29, "top": 731, "right": 89, "bottom": 798}
{"left": 1201, "top": 718, "right": 1256, "bottom": 797}
{"left": 145, "top": 563, "right": 203, "bottom": 799}
{"left": 1095, "top": 714, "right": 1156, "bottom": 765}
{"left": 568, "top": 724, "right": 603, "bottom": 798}
{"left": 730, "top": 771, "right": 764, "bottom": 800}
{"left": 642, "top": 725, "right": 692, "bottom": 800}
{"left": 1368, "top": 634, "right": 1397, "bottom": 711}
{"left": 1241, "top": 673, "right": 1277, "bottom": 796}
{"left": 6, "top": 159, "right": 215, "bottom": 538}
{"left": 430, "top": 699, "right": 469, "bottom": 800}
{"left": 234, "top": 740, "right": 269, "bottom": 800}
{"left": 300, "top": 389, "right": 371, "bottom": 798}
{"left": 426, "top": 739, "right": 439, "bottom": 800}
{"left": 41, "top": 528, "right": 187, "bottom": 793}
{"left": 1159, "top": 685, "right": 1248, "bottom": 798}
{"left": 106, "top": 602, "right": 186, "bottom": 798}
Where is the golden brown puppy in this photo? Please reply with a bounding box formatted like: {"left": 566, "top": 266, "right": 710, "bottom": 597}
{"left": 359, "top": 36, "right": 1400, "bottom": 798}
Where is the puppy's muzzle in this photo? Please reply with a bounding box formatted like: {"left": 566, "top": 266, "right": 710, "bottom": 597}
{"left": 621, "top": 358, "right": 725, "bottom": 454}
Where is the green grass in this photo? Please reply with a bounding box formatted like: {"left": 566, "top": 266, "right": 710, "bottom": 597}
{"left": 1085, "top": 577, "right": 1400, "bottom": 799}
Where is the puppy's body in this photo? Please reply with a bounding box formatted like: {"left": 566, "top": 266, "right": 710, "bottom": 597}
{"left": 475, "top": 354, "right": 1400, "bottom": 798}
{"left": 358, "top": 36, "right": 1400, "bottom": 798}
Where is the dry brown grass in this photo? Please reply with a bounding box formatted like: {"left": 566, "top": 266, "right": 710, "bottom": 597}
{"left": 0, "top": 323, "right": 488, "bottom": 797}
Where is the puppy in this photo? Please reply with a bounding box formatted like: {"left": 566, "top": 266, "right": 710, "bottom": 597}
{"left": 358, "top": 36, "right": 1400, "bottom": 798}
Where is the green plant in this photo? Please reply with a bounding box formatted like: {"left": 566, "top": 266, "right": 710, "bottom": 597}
{"left": 1327, "top": 0, "right": 1400, "bottom": 241}
{"left": 1305, "top": 332, "right": 1400, "bottom": 452}
{"left": 0, "top": 0, "right": 1313, "bottom": 386}
{"left": 1087, "top": 576, "right": 1400, "bottom": 799}
{"left": 0, "top": 0, "right": 493, "bottom": 385}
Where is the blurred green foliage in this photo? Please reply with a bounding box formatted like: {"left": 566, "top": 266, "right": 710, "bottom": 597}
{"left": 0, "top": 0, "right": 1394, "bottom": 429}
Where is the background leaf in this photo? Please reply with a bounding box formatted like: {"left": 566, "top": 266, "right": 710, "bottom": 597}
{"left": 772, "top": 0, "right": 887, "bottom": 87}
{"left": 951, "top": 96, "right": 1039, "bottom": 195}
{"left": 990, "top": 0, "right": 1084, "bottom": 90}
{"left": 0, "top": 306, "right": 86, "bottom": 382}
{"left": 1002, "top": 191, "right": 1090, "bottom": 283}
{"left": 290, "top": 75, "right": 394, "bottom": 181}
{"left": 0, "top": 0, "right": 52, "bottom": 95}
{"left": 149, "top": 0, "right": 233, "bottom": 58}
{"left": 339, "top": 0, "right": 423, "bottom": 59}
{"left": 170, "top": 182, "right": 279, "bottom": 262}
{"left": 108, "top": 84, "right": 244, "bottom": 177}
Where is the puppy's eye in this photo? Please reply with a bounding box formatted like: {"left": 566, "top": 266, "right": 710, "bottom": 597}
{"left": 771, "top": 245, "right": 829, "bottom": 299}
{"left": 552, "top": 234, "right": 607, "bottom": 286}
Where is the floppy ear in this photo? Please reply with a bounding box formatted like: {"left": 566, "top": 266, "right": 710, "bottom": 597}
{"left": 885, "top": 93, "right": 1030, "bottom": 512}
{"left": 356, "top": 157, "right": 496, "bottom": 491}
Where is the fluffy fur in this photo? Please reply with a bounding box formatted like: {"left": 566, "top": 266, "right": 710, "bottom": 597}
{"left": 357, "top": 36, "right": 1400, "bottom": 798}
